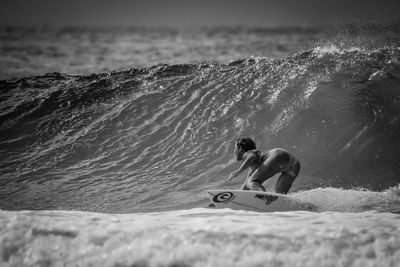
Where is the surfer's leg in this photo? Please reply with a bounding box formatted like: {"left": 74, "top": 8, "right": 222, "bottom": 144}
{"left": 244, "top": 177, "right": 266, "bottom": 191}
{"left": 246, "top": 157, "right": 280, "bottom": 191}
{"left": 246, "top": 150, "right": 296, "bottom": 191}
{"left": 275, "top": 160, "right": 300, "bottom": 194}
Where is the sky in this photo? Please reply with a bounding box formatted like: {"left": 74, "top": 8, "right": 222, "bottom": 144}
{"left": 1, "top": 0, "right": 399, "bottom": 27}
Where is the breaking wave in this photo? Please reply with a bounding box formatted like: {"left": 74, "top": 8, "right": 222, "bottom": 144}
{"left": 1, "top": 44, "right": 400, "bottom": 212}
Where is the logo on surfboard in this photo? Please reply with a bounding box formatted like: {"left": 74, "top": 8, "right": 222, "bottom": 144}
{"left": 213, "top": 192, "right": 235, "bottom": 203}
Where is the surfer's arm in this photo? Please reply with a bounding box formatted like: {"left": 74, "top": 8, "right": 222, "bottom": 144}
{"left": 227, "top": 153, "right": 256, "bottom": 181}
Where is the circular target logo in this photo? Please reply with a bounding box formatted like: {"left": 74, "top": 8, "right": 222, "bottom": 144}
{"left": 213, "top": 192, "right": 234, "bottom": 203}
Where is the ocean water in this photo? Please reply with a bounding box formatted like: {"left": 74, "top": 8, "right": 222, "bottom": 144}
{"left": 1, "top": 24, "right": 400, "bottom": 266}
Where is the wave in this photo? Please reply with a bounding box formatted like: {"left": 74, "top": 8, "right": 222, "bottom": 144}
{"left": 0, "top": 45, "right": 400, "bottom": 212}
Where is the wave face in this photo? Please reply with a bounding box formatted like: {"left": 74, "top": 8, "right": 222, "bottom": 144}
{"left": 1, "top": 45, "right": 400, "bottom": 212}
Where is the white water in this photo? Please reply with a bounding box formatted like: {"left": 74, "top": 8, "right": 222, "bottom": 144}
{"left": 1, "top": 208, "right": 399, "bottom": 267}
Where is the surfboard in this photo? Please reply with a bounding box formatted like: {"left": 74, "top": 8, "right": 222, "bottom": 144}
{"left": 206, "top": 189, "right": 316, "bottom": 212}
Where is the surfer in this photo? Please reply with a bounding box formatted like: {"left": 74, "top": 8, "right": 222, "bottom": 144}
{"left": 227, "top": 137, "right": 300, "bottom": 194}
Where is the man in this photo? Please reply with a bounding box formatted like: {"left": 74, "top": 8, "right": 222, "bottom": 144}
{"left": 227, "top": 137, "right": 300, "bottom": 194}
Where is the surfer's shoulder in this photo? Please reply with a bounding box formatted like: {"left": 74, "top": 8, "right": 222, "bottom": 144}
{"left": 243, "top": 149, "right": 259, "bottom": 161}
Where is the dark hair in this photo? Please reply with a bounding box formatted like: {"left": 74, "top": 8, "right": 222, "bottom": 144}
{"left": 236, "top": 136, "right": 257, "bottom": 152}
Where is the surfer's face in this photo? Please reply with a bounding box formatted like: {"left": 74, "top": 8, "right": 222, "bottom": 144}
{"left": 235, "top": 144, "right": 244, "bottom": 161}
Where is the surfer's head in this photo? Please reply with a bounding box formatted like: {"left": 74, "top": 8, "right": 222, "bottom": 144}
{"left": 235, "top": 136, "right": 256, "bottom": 160}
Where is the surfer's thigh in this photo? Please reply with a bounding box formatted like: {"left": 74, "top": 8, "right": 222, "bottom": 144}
{"left": 249, "top": 161, "right": 279, "bottom": 185}
{"left": 275, "top": 161, "right": 300, "bottom": 194}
